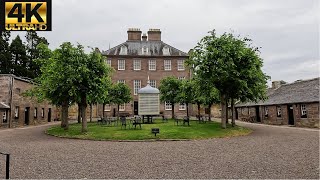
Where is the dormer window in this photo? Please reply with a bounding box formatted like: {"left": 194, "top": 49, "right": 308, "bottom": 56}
{"left": 119, "top": 46, "right": 127, "bottom": 55}
{"left": 142, "top": 46, "right": 148, "bottom": 55}
{"left": 163, "top": 46, "right": 170, "bottom": 55}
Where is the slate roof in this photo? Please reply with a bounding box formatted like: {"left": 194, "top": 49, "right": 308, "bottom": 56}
{"left": 101, "top": 41, "right": 188, "bottom": 57}
{"left": 236, "top": 77, "right": 320, "bottom": 107}
{"left": 0, "top": 102, "right": 10, "bottom": 109}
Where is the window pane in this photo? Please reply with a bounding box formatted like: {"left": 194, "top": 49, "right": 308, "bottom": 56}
{"left": 149, "top": 60, "right": 156, "bottom": 70}
{"left": 164, "top": 60, "right": 171, "bottom": 70}
{"left": 177, "top": 60, "right": 185, "bottom": 70}
{"left": 134, "top": 60, "right": 141, "bottom": 70}
{"left": 134, "top": 80, "right": 141, "bottom": 95}
{"left": 149, "top": 80, "right": 156, "bottom": 88}
{"left": 165, "top": 101, "right": 172, "bottom": 110}
{"left": 118, "top": 60, "right": 125, "bottom": 70}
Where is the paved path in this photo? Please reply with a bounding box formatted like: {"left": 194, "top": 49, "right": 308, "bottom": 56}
{"left": 0, "top": 121, "right": 319, "bottom": 179}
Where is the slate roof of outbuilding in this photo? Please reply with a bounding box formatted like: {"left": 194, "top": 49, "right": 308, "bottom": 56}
{"left": 236, "top": 77, "right": 320, "bottom": 107}
{"left": 0, "top": 102, "right": 10, "bottom": 109}
{"left": 101, "top": 41, "right": 188, "bottom": 56}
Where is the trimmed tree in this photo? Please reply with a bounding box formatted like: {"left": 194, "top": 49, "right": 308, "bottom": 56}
{"left": 187, "top": 30, "right": 269, "bottom": 128}
{"left": 159, "top": 76, "right": 181, "bottom": 119}
{"left": 109, "top": 83, "right": 132, "bottom": 119}
{"left": 176, "top": 79, "right": 193, "bottom": 117}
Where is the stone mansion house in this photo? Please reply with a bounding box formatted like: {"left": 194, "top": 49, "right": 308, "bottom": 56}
{"left": 99, "top": 28, "right": 191, "bottom": 118}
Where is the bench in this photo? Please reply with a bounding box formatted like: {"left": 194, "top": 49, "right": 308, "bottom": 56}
{"left": 183, "top": 116, "right": 190, "bottom": 126}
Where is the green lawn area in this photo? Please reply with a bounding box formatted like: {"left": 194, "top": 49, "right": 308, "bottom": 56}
{"left": 46, "top": 119, "right": 252, "bottom": 141}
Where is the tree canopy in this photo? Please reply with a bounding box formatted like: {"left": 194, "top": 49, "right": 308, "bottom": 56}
{"left": 187, "top": 30, "right": 269, "bottom": 128}
{"left": 159, "top": 76, "right": 181, "bottom": 119}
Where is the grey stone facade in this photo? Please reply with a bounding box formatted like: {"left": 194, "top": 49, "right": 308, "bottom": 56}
{"left": 236, "top": 78, "right": 319, "bottom": 128}
{"left": 0, "top": 74, "right": 56, "bottom": 128}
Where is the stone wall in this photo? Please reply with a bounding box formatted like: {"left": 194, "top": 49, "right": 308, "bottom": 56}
{"left": 236, "top": 103, "right": 319, "bottom": 128}
{"left": 0, "top": 75, "right": 57, "bottom": 128}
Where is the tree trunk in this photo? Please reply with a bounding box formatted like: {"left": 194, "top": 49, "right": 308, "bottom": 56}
{"left": 77, "top": 104, "right": 81, "bottom": 124}
{"left": 226, "top": 99, "right": 229, "bottom": 124}
{"left": 186, "top": 103, "right": 189, "bottom": 117}
{"left": 90, "top": 104, "right": 93, "bottom": 122}
{"left": 208, "top": 103, "right": 212, "bottom": 121}
{"left": 81, "top": 96, "right": 87, "bottom": 133}
{"left": 221, "top": 94, "right": 226, "bottom": 129}
{"left": 197, "top": 102, "right": 201, "bottom": 122}
{"left": 117, "top": 104, "right": 120, "bottom": 120}
{"left": 61, "top": 100, "right": 69, "bottom": 130}
{"left": 231, "top": 98, "right": 235, "bottom": 127}
{"left": 102, "top": 103, "right": 105, "bottom": 117}
{"left": 171, "top": 104, "right": 175, "bottom": 119}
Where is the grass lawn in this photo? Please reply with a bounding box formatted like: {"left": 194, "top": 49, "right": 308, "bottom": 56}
{"left": 46, "top": 119, "right": 252, "bottom": 141}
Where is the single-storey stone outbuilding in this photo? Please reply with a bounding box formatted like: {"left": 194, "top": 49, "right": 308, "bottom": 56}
{"left": 0, "top": 74, "right": 57, "bottom": 128}
{"left": 236, "top": 78, "right": 319, "bottom": 128}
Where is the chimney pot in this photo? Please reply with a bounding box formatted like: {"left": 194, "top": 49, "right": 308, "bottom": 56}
{"left": 142, "top": 33, "right": 147, "bottom": 41}
{"left": 272, "top": 81, "right": 281, "bottom": 89}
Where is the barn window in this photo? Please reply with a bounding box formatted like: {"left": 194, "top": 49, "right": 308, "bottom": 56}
{"left": 301, "top": 104, "right": 307, "bottom": 118}
{"left": 277, "top": 106, "right": 281, "bottom": 117}
{"left": 119, "top": 104, "right": 125, "bottom": 111}
{"left": 2, "top": 111, "right": 7, "bottom": 123}
{"left": 15, "top": 106, "right": 19, "bottom": 118}
{"left": 264, "top": 106, "right": 268, "bottom": 117}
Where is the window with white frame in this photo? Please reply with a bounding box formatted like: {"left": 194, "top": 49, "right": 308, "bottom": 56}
{"left": 178, "top": 77, "right": 185, "bottom": 80}
{"left": 134, "top": 80, "right": 141, "bottom": 95}
{"left": 118, "top": 59, "right": 125, "bottom": 70}
{"left": 41, "top": 108, "right": 44, "bottom": 118}
{"left": 149, "top": 60, "right": 156, "bottom": 70}
{"left": 301, "top": 104, "right": 307, "bottom": 118}
{"left": 106, "top": 59, "right": 111, "bottom": 66}
{"left": 165, "top": 101, "right": 172, "bottom": 110}
{"left": 15, "top": 106, "right": 19, "bottom": 118}
{"left": 277, "top": 106, "right": 281, "bottom": 117}
{"left": 149, "top": 80, "right": 156, "bottom": 88}
{"left": 163, "top": 46, "right": 170, "bottom": 55}
{"left": 164, "top": 60, "right": 171, "bottom": 70}
{"left": 105, "top": 104, "right": 111, "bottom": 111}
{"left": 2, "top": 111, "right": 7, "bottom": 123}
{"left": 142, "top": 46, "right": 148, "bottom": 55}
{"left": 177, "top": 60, "right": 185, "bottom": 71}
{"left": 133, "top": 60, "right": 141, "bottom": 70}
{"left": 179, "top": 103, "right": 186, "bottom": 110}
{"left": 34, "top": 108, "right": 37, "bottom": 118}
{"left": 119, "top": 46, "right": 127, "bottom": 55}
{"left": 117, "top": 80, "right": 125, "bottom": 84}
{"left": 119, "top": 104, "right": 125, "bottom": 111}
{"left": 264, "top": 106, "right": 268, "bottom": 117}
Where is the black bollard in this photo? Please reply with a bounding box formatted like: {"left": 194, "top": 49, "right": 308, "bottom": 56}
{"left": 6, "top": 154, "right": 10, "bottom": 179}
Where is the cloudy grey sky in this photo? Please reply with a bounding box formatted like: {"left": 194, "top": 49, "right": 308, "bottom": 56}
{"left": 13, "top": 0, "right": 319, "bottom": 84}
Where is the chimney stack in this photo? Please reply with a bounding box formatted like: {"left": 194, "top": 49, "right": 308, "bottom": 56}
{"left": 142, "top": 33, "right": 147, "bottom": 41}
{"left": 147, "top": 28, "right": 161, "bottom": 41}
{"left": 127, "top": 28, "right": 142, "bottom": 41}
{"left": 272, "top": 81, "right": 281, "bottom": 89}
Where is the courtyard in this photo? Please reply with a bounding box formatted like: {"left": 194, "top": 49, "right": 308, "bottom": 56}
{"left": 0, "top": 121, "right": 319, "bottom": 179}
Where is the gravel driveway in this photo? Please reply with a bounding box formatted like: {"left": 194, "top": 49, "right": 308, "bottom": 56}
{"left": 0, "top": 121, "right": 319, "bottom": 179}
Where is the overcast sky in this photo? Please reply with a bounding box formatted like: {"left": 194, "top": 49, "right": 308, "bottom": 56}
{"left": 12, "top": 0, "right": 319, "bottom": 84}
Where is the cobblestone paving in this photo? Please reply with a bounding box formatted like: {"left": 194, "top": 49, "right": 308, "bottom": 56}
{"left": 0, "top": 121, "right": 319, "bottom": 179}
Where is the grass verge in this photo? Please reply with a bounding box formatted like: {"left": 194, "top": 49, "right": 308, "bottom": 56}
{"left": 46, "top": 119, "right": 252, "bottom": 141}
